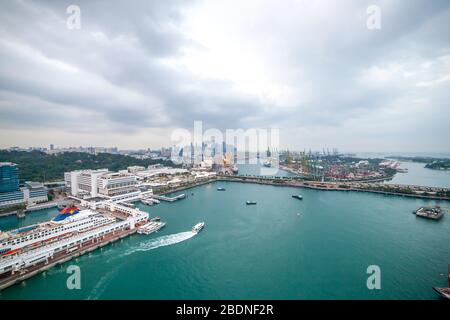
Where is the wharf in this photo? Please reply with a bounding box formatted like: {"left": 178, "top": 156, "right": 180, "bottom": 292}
{"left": 152, "top": 194, "right": 186, "bottom": 202}
{"left": 0, "top": 226, "right": 135, "bottom": 291}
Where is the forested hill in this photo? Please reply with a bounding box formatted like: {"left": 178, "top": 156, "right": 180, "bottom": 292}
{"left": 0, "top": 150, "right": 177, "bottom": 183}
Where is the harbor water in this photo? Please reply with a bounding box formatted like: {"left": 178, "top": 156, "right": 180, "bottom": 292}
{"left": 1, "top": 181, "right": 449, "bottom": 299}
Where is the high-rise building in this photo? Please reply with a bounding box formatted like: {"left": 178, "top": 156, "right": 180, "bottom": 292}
{"left": 0, "top": 163, "right": 48, "bottom": 207}
{"left": 0, "top": 162, "right": 19, "bottom": 193}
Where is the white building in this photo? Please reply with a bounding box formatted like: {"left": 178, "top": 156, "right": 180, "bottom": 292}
{"left": 64, "top": 169, "right": 109, "bottom": 198}
{"left": 97, "top": 172, "right": 137, "bottom": 196}
{"left": 65, "top": 169, "right": 137, "bottom": 198}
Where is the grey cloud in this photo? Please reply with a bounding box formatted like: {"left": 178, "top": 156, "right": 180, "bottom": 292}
{"left": 0, "top": 0, "right": 449, "bottom": 151}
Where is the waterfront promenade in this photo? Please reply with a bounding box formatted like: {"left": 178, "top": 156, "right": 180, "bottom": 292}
{"left": 156, "top": 175, "right": 450, "bottom": 201}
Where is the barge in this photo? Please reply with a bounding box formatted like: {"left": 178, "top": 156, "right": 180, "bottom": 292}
{"left": 413, "top": 205, "right": 444, "bottom": 220}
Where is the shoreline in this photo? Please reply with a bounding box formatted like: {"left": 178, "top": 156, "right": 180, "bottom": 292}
{"left": 0, "top": 226, "right": 135, "bottom": 291}
{"left": 157, "top": 176, "right": 450, "bottom": 201}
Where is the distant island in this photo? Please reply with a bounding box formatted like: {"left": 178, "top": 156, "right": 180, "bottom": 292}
{"left": 389, "top": 156, "right": 450, "bottom": 171}
{"left": 0, "top": 150, "right": 178, "bottom": 183}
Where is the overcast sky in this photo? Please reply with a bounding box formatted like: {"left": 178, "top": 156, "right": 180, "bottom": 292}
{"left": 0, "top": 0, "right": 449, "bottom": 152}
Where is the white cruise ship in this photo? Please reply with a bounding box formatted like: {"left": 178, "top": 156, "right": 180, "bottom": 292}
{"left": 0, "top": 206, "right": 115, "bottom": 258}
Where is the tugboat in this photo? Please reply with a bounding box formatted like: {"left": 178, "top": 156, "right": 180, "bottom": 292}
{"left": 192, "top": 222, "right": 205, "bottom": 234}
{"left": 433, "top": 265, "right": 450, "bottom": 300}
{"left": 292, "top": 195, "right": 303, "bottom": 200}
{"left": 246, "top": 201, "right": 257, "bottom": 205}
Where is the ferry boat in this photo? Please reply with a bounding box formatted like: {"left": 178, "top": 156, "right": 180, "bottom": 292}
{"left": 0, "top": 207, "right": 115, "bottom": 258}
{"left": 292, "top": 195, "right": 303, "bottom": 200}
{"left": 246, "top": 201, "right": 257, "bottom": 205}
{"left": 192, "top": 222, "right": 205, "bottom": 234}
{"left": 137, "top": 221, "right": 166, "bottom": 235}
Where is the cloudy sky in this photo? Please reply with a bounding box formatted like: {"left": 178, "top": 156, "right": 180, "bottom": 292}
{"left": 0, "top": 0, "right": 449, "bottom": 152}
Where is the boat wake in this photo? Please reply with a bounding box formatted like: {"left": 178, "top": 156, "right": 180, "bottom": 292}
{"left": 125, "top": 231, "right": 196, "bottom": 256}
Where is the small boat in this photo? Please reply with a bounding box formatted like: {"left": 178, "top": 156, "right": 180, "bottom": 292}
{"left": 246, "top": 201, "right": 257, "bottom": 205}
{"left": 263, "top": 161, "right": 271, "bottom": 167}
{"left": 292, "top": 195, "right": 303, "bottom": 200}
{"left": 217, "top": 187, "right": 226, "bottom": 191}
{"left": 433, "top": 265, "right": 450, "bottom": 300}
{"left": 150, "top": 216, "right": 161, "bottom": 221}
{"left": 192, "top": 222, "right": 205, "bottom": 234}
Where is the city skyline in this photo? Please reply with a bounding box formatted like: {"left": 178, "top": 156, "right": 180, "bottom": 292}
{"left": 1, "top": 0, "right": 449, "bottom": 152}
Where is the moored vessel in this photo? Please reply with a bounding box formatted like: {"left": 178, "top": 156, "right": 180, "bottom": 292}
{"left": 137, "top": 221, "right": 166, "bottom": 235}
{"left": 0, "top": 207, "right": 115, "bottom": 258}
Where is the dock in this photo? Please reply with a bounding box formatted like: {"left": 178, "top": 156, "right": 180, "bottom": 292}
{"left": 0, "top": 226, "right": 134, "bottom": 291}
{"left": 25, "top": 202, "right": 58, "bottom": 212}
{"left": 152, "top": 193, "right": 186, "bottom": 202}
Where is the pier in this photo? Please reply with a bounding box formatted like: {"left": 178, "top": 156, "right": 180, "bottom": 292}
{"left": 0, "top": 202, "right": 149, "bottom": 291}
{"left": 25, "top": 202, "right": 58, "bottom": 212}
{"left": 0, "top": 225, "right": 134, "bottom": 291}
{"left": 152, "top": 194, "right": 186, "bottom": 202}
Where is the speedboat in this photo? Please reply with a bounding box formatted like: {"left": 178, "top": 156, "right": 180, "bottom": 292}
{"left": 292, "top": 195, "right": 303, "bottom": 200}
{"left": 217, "top": 187, "right": 226, "bottom": 191}
{"left": 246, "top": 201, "right": 257, "bottom": 205}
{"left": 192, "top": 222, "right": 205, "bottom": 234}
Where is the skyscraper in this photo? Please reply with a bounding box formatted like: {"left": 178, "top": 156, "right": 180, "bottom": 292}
{"left": 0, "top": 162, "right": 20, "bottom": 193}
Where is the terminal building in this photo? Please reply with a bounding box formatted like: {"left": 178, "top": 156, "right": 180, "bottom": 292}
{"left": 0, "top": 163, "right": 48, "bottom": 208}
{"left": 64, "top": 169, "right": 138, "bottom": 199}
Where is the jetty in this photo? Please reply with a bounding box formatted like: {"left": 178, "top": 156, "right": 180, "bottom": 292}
{"left": 152, "top": 194, "right": 186, "bottom": 202}
{"left": 25, "top": 202, "right": 58, "bottom": 212}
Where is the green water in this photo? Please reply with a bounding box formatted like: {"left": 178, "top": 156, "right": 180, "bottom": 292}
{"left": 0, "top": 181, "right": 449, "bottom": 300}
